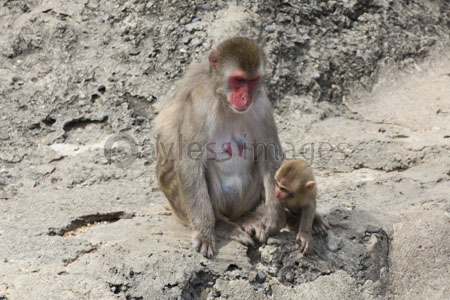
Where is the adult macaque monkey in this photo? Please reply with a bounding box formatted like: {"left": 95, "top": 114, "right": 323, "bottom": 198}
{"left": 155, "top": 37, "right": 284, "bottom": 258}
{"left": 274, "top": 159, "right": 329, "bottom": 255}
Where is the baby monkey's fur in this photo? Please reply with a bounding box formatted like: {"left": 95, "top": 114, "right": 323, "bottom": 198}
{"left": 274, "top": 159, "right": 329, "bottom": 255}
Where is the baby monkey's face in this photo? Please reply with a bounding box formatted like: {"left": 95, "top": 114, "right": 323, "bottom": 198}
{"left": 274, "top": 159, "right": 316, "bottom": 204}
{"left": 274, "top": 179, "right": 292, "bottom": 202}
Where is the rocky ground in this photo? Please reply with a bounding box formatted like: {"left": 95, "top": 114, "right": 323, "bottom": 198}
{"left": 0, "top": 0, "right": 449, "bottom": 299}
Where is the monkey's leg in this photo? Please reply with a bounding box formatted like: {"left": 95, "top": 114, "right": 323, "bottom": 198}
{"left": 215, "top": 220, "right": 255, "bottom": 247}
{"left": 312, "top": 213, "right": 329, "bottom": 237}
{"left": 285, "top": 210, "right": 300, "bottom": 232}
{"left": 288, "top": 210, "right": 329, "bottom": 237}
{"left": 236, "top": 210, "right": 267, "bottom": 243}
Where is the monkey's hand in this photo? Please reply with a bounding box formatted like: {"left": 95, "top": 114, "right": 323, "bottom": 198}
{"left": 240, "top": 218, "right": 267, "bottom": 243}
{"left": 296, "top": 232, "right": 313, "bottom": 256}
{"left": 192, "top": 231, "right": 215, "bottom": 259}
{"left": 262, "top": 203, "right": 285, "bottom": 238}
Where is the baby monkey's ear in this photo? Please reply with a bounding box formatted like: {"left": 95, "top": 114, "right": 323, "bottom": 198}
{"left": 305, "top": 181, "right": 315, "bottom": 190}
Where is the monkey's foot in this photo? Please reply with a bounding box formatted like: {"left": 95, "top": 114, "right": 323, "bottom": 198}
{"left": 216, "top": 220, "right": 255, "bottom": 247}
{"left": 296, "top": 232, "right": 313, "bottom": 256}
{"left": 238, "top": 216, "right": 267, "bottom": 243}
{"left": 192, "top": 232, "right": 215, "bottom": 258}
{"left": 312, "top": 214, "right": 329, "bottom": 237}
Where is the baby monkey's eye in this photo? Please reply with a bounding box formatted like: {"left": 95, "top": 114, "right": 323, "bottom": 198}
{"left": 280, "top": 187, "right": 290, "bottom": 193}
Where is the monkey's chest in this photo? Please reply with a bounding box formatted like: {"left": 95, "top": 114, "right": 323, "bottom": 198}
{"left": 207, "top": 135, "right": 260, "bottom": 203}
{"left": 207, "top": 135, "right": 255, "bottom": 161}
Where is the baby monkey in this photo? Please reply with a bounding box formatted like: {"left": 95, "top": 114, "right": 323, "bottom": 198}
{"left": 274, "top": 159, "right": 329, "bottom": 255}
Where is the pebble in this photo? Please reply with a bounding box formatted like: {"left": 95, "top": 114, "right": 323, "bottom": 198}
{"left": 136, "top": 116, "right": 146, "bottom": 123}
{"left": 267, "top": 266, "right": 278, "bottom": 275}
{"left": 366, "top": 226, "right": 381, "bottom": 233}
{"left": 284, "top": 271, "right": 294, "bottom": 282}
{"left": 191, "top": 38, "right": 202, "bottom": 47}
{"left": 267, "top": 237, "right": 282, "bottom": 245}
{"left": 265, "top": 25, "right": 275, "bottom": 33}
{"left": 31, "top": 173, "right": 40, "bottom": 181}
{"left": 182, "top": 36, "right": 191, "bottom": 44}
{"left": 185, "top": 22, "right": 202, "bottom": 33}
{"left": 200, "top": 3, "right": 212, "bottom": 10}
{"left": 27, "top": 123, "right": 40, "bottom": 130}
{"left": 256, "top": 270, "right": 266, "bottom": 283}
{"left": 308, "top": 49, "right": 320, "bottom": 59}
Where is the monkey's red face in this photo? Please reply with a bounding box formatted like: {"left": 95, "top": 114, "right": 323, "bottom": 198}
{"left": 228, "top": 71, "right": 260, "bottom": 113}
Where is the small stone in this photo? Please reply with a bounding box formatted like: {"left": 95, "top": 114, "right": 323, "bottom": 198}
{"left": 378, "top": 127, "right": 386, "bottom": 133}
{"left": 256, "top": 270, "right": 266, "bottom": 283}
{"left": 182, "top": 36, "right": 191, "bottom": 44}
{"left": 27, "top": 123, "right": 40, "bottom": 130}
{"left": 366, "top": 226, "right": 381, "bottom": 233}
{"left": 136, "top": 116, "right": 145, "bottom": 123}
{"left": 327, "top": 232, "right": 344, "bottom": 252}
{"left": 265, "top": 25, "right": 275, "bottom": 33}
{"left": 308, "top": 49, "right": 320, "bottom": 59}
{"left": 191, "top": 38, "right": 202, "bottom": 47}
{"left": 268, "top": 247, "right": 277, "bottom": 254}
{"left": 10, "top": 178, "right": 16, "bottom": 184}
{"left": 267, "top": 237, "right": 282, "bottom": 245}
{"left": 267, "top": 266, "right": 278, "bottom": 275}
{"left": 248, "top": 271, "right": 257, "bottom": 282}
{"left": 31, "top": 173, "right": 40, "bottom": 181}
{"left": 284, "top": 271, "right": 294, "bottom": 282}
{"left": 185, "top": 22, "right": 202, "bottom": 33}
{"left": 200, "top": 3, "right": 212, "bottom": 10}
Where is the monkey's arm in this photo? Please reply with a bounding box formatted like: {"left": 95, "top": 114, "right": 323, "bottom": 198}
{"left": 297, "top": 204, "right": 315, "bottom": 255}
{"left": 258, "top": 106, "right": 285, "bottom": 237}
{"left": 176, "top": 156, "right": 216, "bottom": 258}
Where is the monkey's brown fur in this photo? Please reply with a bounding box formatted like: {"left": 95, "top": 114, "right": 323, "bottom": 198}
{"left": 275, "top": 159, "right": 329, "bottom": 255}
{"left": 155, "top": 37, "right": 284, "bottom": 258}
{"left": 216, "top": 37, "right": 264, "bottom": 74}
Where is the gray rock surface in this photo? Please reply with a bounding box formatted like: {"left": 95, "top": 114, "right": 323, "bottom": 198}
{"left": 1, "top": 0, "right": 449, "bottom": 299}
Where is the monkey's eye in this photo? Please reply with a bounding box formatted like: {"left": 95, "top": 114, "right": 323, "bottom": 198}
{"left": 234, "top": 77, "right": 245, "bottom": 83}
{"left": 280, "top": 187, "right": 290, "bottom": 193}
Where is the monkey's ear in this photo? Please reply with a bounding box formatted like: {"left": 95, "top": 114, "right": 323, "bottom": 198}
{"left": 209, "top": 50, "right": 219, "bottom": 68}
{"left": 305, "top": 181, "right": 315, "bottom": 190}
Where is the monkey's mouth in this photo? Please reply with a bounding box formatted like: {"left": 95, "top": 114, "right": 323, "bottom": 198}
{"left": 276, "top": 196, "right": 287, "bottom": 203}
{"left": 230, "top": 102, "right": 252, "bottom": 112}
